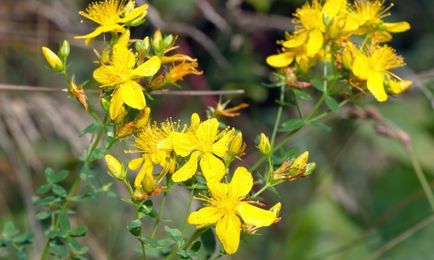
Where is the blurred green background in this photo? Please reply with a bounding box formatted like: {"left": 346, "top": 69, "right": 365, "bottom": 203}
{"left": 0, "top": 0, "right": 433, "bottom": 259}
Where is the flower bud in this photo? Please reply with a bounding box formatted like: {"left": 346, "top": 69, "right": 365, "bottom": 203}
{"left": 163, "top": 34, "right": 174, "bottom": 48}
{"left": 258, "top": 133, "right": 271, "bottom": 156}
{"left": 229, "top": 132, "right": 245, "bottom": 157}
{"left": 41, "top": 47, "right": 63, "bottom": 72}
{"left": 135, "top": 107, "right": 151, "bottom": 129}
{"left": 59, "top": 40, "right": 70, "bottom": 59}
{"left": 135, "top": 37, "right": 150, "bottom": 55}
{"left": 104, "top": 154, "right": 126, "bottom": 181}
{"left": 152, "top": 30, "right": 163, "bottom": 53}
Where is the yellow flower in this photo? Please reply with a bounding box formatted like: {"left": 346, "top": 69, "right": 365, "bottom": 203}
{"left": 75, "top": 0, "right": 148, "bottom": 44}
{"left": 128, "top": 120, "right": 179, "bottom": 192}
{"left": 348, "top": 0, "right": 410, "bottom": 36}
{"left": 188, "top": 167, "right": 277, "bottom": 254}
{"left": 352, "top": 45, "right": 410, "bottom": 101}
{"left": 266, "top": 0, "right": 348, "bottom": 70}
{"left": 171, "top": 117, "right": 234, "bottom": 182}
{"left": 93, "top": 31, "right": 161, "bottom": 120}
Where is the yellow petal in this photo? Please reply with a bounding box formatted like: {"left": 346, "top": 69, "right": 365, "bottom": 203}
{"left": 117, "top": 30, "right": 131, "bottom": 47}
{"left": 128, "top": 158, "right": 144, "bottom": 170}
{"left": 367, "top": 72, "right": 387, "bottom": 102}
{"left": 282, "top": 33, "right": 307, "bottom": 48}
{"left": 120, "top": 81, "right": 146, "bottom": 110}
{"left": 322, "top": 0, "right": 346, "bottom": 19}
{"left": 133, "top": 56, "right": 161, "bottom": 77}
{"left": 207, "top": 181, "right": 229, "bottom": 201}
{"left": 389, "top": 79, "right": 412, "bottom": 94}
{"left": 118, "top": 5, "right": 148, "bottom": 24}
{"left": 236, "top": 202, "right": 276, "bottom": 227}
{"left": 212, "top": 128, "right": 234, "bottom": 158}
{"left": 384, "top": 22, "right": 411, "bottom": 33}
{"left": 200, "top": 153, "right": 225, "bottom": 182}
{"left": 75, "top": 25, "right": 125, "bottom": 44}
{"left": 266, "top": 53, "right": 294, "bottom": 68}
{"left": 188, "top": 206, "right": 222, "bottom": 225}
{"left": 109, "top": 88, "right": 124, "bottom": 120}
{"left": 74, "top": 26, "right": 106, "bottom": 40}
{"left": 93, "top": 65, "right": 118, "bottom": 86}
{"left": 352, "top": 54, "right": 370, "bottom": 80}
{"left": 307, "top": 29, "right": 323, "bottom": 57}
{"left": 215, "top": 213, "right": 241, "bottom": 255}
{"left": 228, "top": 167, "right": 253, "bottom": 198}
{"left": 171, "top": 132, "right": 197, "bottom": 156}
{"left": 112, "top": 44, "right": 136, "bottom": 69}
{"left": 196, "top": 118, "right": 219, "bottom": 145}
{"left": 172, "top": 151, "right": 200, "bottom": 182}
{"left": 134, "top": 158, "right": 153, "bottom": 188}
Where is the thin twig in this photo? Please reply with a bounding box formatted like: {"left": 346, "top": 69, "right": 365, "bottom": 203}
{"left": 368, "top": 214, "right": 434, "bottom": 260}
{"left": 0, "top": 84, "right": 244, "bottom": 96}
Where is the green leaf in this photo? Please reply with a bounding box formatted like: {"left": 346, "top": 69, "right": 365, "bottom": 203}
{"left": 293, "top": 89, "right": 312, "bottom": 101}
{"left": 324, "top": 95, "right": 339, "bottom": 112}
{"left": 43, "top": 168, "right": 55, "bottom": 183}
{"left": 139, "top": 236, "right": 159, "bottom": 248}
{"left": 127, "top": 219, "right": 142, "bottom": 237}
{"left": 58, "top": 212, "right": 70, "bottom": 234}
{"left": 200, "top": 228, "right": 216, "bottom": 258}
{"left": 164, "top": 226, "right": 183, "bottom": 242}
{"left": 50, "top": 170, "right": 69, "bottom": 183}
{"left": 177, "top": 249, "right": 190, "bottom": 259}
{"left": 51, "top": 184, "right": 67, "bottom": 197}
{"left": 68, "top": 239, "right": 89, "bottom": 255}
{"left": 311, "top": 78, "right": 324, "bottom": 92}
{"left": 82, "top": 123, "right": 101, "bottom": 135}
{"left": 69, "top": 225, "right": 88, "bottom": 237}
{"left": 36, "top": 184, "right": 51, "bottom": 194}
{"left": 13, "top": 232, "right": 33, "bottom": 244}
{"left": 36, "top": 211, "right": 51, "bottom": 220}
{"left": 3, "top": 222, "right": 18, "bottom": 238}
{"left": 190, "top": 240, "right": 201, "bottom": 253}
{"left": 51, "top": 243, "right": 68, "bottom": 258}
{"left": 89, "top": 148, "right": 106, "bottom": 161}
{"left": 309, "top": 121, "right": 332, "bottom": 132}
{"left": 281, "top": 119, "right": 305, "bottom": 132}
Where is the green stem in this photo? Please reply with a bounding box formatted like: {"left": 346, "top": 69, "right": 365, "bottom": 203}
{"left": 406, "top": 147, "right": 434, "bottom": 212}
{"left": 40, "top": 124, "right": 106, "bottom": 260}
{"left": 151, "top": 192, "right": 168, "bottom": 238}
{"left": 252, "top": 183, "right": 271, "bottom": 199}
{"left": 271, "top": 84, "right": 285, "bottom": 147}
{"left": 181, "top": 188, "right": 195, "bottom": 236}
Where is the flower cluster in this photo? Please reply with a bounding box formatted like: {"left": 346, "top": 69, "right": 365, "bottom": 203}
{"left": 42, "top": 0, "right": 317, "bottom": 256}
{"left": 267, "top": 0, "right": 412, "bottom": 102}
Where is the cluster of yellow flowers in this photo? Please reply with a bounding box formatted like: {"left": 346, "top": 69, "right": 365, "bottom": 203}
{"left": 266, "top": 0, "right": 412, "bottom": 102}
{"left": 42, "top": 0, "right": 322, "bottom": 254}
{"left": 37, "top": 0, "right": 315, "bottom": 255}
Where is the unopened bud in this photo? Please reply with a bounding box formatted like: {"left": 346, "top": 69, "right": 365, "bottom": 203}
{"left": 105, "top": 154, "right": 126, "bottom": 181}
{"left": 59, "top": 40, "right": 70, "bottom": 59}
{"left": 229, "top": 132, "right": 245, "bottom": 156}
{"left": 152, "top": 30, "right": 163, "bottom": 52}
{"left": 258, "top": 133, "right": 271, "bottom": 156}
{"left": 41, "top": 47, "right": 63, "bottom": 72}
{"left": 135, "top": 107, "right": 151, "bottom": 129}
{"left": 135, "top": 37, "right": 150, "bottom": 55}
